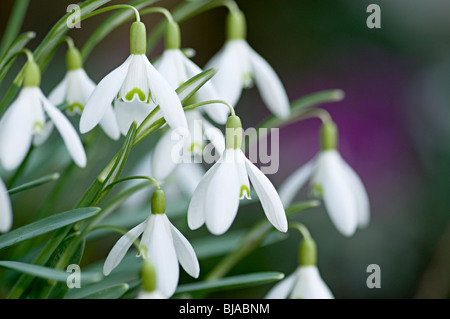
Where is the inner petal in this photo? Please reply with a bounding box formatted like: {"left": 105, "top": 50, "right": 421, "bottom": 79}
{"left": 119, "top": 55, "right": 151, "bottom": 103}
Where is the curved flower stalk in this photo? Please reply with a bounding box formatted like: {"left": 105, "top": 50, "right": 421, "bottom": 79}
{"left": 188, "top": 114, "right": 288, "bottom": 235}
{"left": 0, "top": 53, "right": 87, "bottom": 171}
{"left": 48, "top": 40, "right": 120, "bottom": 140}
{"left": 205, "top": 9, "right": 290, "bottom": 119}
{"left": 266, "top": 226, "right": 333, "bottom": 299}
{"left": 278, "top": 121, "right": 370, "bottom": 237}
{"left": 0, "top": 177, "right": 13, "bottom": 233}
{"left": 154, "top": 20, "right": 229, "bottom": 124}
{"left": 151, "top": 108, "right": 225, "bottom": 181}
{"left": 103, "top": 189, "right": 199, "bottom": 298}
{"left": 80, "top": 21, "right": 187, "bottom": 137}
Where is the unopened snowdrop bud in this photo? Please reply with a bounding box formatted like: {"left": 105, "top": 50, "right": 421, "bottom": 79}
{"left": 151, "top": 188, "right": 166, "bottom": 214}
{"left": 320, "top": 121, "right": 338, "bottom": 151}
{"left": 165, "top": 20, "right": 181, "bottom": 50}
{"left": 130, "top": 21, "right": 147, "bottom": 55}
{"left": 225, "top": 115, "right": 243, "bottom": 150}
{"left": 226, "top": 9, "right": 246, "bottom": 40}
{"left": 23, "top": 59, "right": 41, "bottom": 87}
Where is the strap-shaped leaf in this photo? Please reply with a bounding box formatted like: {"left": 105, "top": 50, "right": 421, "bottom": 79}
{"left": 0, "top": 207, "right": 100, "bottom": 250}
{"left": 70, "top": 283, "right": 129, "bottom": 299}
{"left": 0, "top": 31, "right": 35, "bottom": 83}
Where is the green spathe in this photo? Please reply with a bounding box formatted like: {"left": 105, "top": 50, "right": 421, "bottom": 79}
{"left": 225, "top": 115, "right": 243, "bottom": 149}
{"left": 23, "top": 59, "right": 40, "bottom": 87}
{"left": 130, "top": 21, "right": 146, "bottom": 55}
{"left": 298, "top": 238, "right": 317, "bottom": 266}
{"left": 320, "top": 121, "right": 338, "bottom": 151}
{"left": 151, "top": 189, "right": 166, "bottom": 215}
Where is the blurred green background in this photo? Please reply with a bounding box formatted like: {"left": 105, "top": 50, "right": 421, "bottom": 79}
{"left": 0, "top": 0, "right": 449, "bottom": 299}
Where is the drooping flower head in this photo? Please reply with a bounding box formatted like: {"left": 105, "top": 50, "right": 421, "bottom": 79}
{"left": 80, "top": 21, "right": 188, "bottom": 137}
{"left": 205, "top": 9, "right": 290, "bottom": 119}
{"left": 0, "top": 177, "right": 13, "bottom": 233}
{"left": 188, "top": 113, "right": 288, "bottom": 235}
{"left": 278, "top": 121, "right": 370, "bottom": 236}
{"left": 0, "top": 53, "right": 87, "bottom": 171}
{"left": 48, "top": 40, "right": 120, "bottom": 140}
{"left": 103, "top": 188, "right": 199, "bottom": 298}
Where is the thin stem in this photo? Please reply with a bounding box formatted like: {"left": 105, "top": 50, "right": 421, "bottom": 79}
{"left": 83, "top": 4, "right": 141, "bottom": 22}
{"left": 292, "top": 108, "right": 333, "bottom": 125}
{"left": 185, "top": 99, "right": 235, "bottom": 116}
{"left": 17, "top": 48, "right": 34, "bottom": 63}
{"left": 101, "top": 175, "right": 160, "bottom": 192}
{"left": 64, "top": 36, "right": 75, "bottom": 49}
{"left": 140, "top": 6, "right": 175, "bottom": 23}
{"left": 288, "top": 222, "right": 312, "bottom": 241}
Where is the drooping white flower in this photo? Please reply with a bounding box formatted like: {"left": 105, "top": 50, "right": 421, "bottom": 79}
{"left": 0, "top": 59, "right": 86, "bottom": 170}
{"left": 103, "top": 189, "right": 199, "bottom": 298}
{"left": 188, "top": 115, "right": 287, "bottom": 235}
{"left": 205, "top": 10, "right": 290, "bottom": 119}
{"left": 278, "top": 121, "right": 370, "bottom": 237}
{"left": 80, "top": 21, "right": 187, "bottom": 137}
{"left": 265, "top": 266, "right": 334, "bottom": 299}
{"left": 0, "top": 177, "right": 13, "bottom": 233}
{"left": 48, "top": 45, "right": 120, "bottom": 140}
{"left": 151, "top": 109, "right": 225, "bottom": 181}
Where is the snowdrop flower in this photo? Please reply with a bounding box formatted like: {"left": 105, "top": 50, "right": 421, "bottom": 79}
{"left": 0, "top": 177, "right": 13, "bottom": 233}
{"left": 205, "top": 9, "right": 290, "bottom": 119}
{"left": 103, "top": 189, "right": 199, "bottom": 297}
{"left": 80, "top": 21, "right": 187, "bottom": 137}
{"left": 278, "top": 121, "right": 370, "bottom": 236}
{"left": 154, "top": 20, "right": 229, "bottom": 124}
{"left": 48, "top": 41, "right": 120, "bottom": 140}
{"left": 151, "top": 108, "right": 225, "bottom": 181}
{"left": 0, "top": 54, "right": 87, "bottom": 170}
{"left": 188, "top": 114, "right": 288, "bottom": 235}
{"left": 136, "top": 260, "right": 167, "bottom": 299}
{"left": 265, "top": 236, "right": 333, "bottom": 299}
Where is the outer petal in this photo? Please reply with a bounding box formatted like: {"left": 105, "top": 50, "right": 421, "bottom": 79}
{"left": 32, "top": 121, "right": 54, "bottom": 146}
{"left": 278, "top": 159, "right": 315, "bottom": 207}
{"left": 340, "top": 158, "right": 370, "bottom": 228}
{"left": 80, "top": 55, "right": 132, "bottom": 133}
{"left": 205, "top": 40, "right": 244, "bottom": 106}
{"left": 48, "top": 75, "right": 68, "bottom": 106}
{"left": 156, "top": 49, "right": 187, "bottom": 88}
{"left": 187, "top": 159, "right": 222, "bottom": 230}
{"left": 103, "top": 221, "right": 147, "bottom": 276}
{"left": 313, "top": 150, "right": 359, "bottom": 236}
{"left": 174, "top": 163, "right": 205, "bottom": 197}
{"left": 99, "top": 104, "right": 121, "bottom": 140}
{"left": 141, "top": 214, "right": 179, "bottom": 297}
{"left": 246, "top": 43, "right": 290, "bottom": 119}
{"left": 289, "top": 266, "right": 334, "bottom": 299}
{"left": 0, "top": 178, "right": 13, "bottom": 233}
{"left": 204, "top": 149, "right": 241, "bottom": 235}
{"left": 265, "top": 271, "right": 297, "bottom": 299}
{"left": 151, "top": 129, "right": 183, "bottom": 181}
{"left": 165, "top": 215, "right": 200, "bottom": 278}
{"left": 144, "top": 57, "right": 188, "bottom": 131}
{"left": 244, "top": 155, "right": 288, "bottom": 232}
{"left": 0, "top": 88, "right": 35, "bottom": 171}
{"left": 40, "top": 92, "right": 87, "bottom": 168}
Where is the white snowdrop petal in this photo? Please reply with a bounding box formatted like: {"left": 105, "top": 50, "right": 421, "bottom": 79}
{"left": 144, "top": 214, "right": 179, "bottom": 297}
{"left": 103, "top": 221, "right": 147, "bottom": 276}
{"left": 99, "top": 104, "right": 121, "bottom": 140}
{"left": 166, "top": 215, "right": 200, "bottom": 278}
{"left": 32, "top": 121, "right": 54, "bottom": 146}
{"left": 0, "top": 178, "right": 13, "bottom": 233}
{"left": 144, "top": 58, "right": 188, "bottom": 131}
{"left": 114, "top": 99, "right": 156, "bottom": 136}
{"left": 174, "top": 163, "right": 205, "bottom": 196}
{"left": 202, "top": 118, "right": 225, "bottom": 155}
{"left": 204, "top": 149, "right": 241, "bottom": 235}
{"left": 137, "top": 290, "right": 167, "bottom": 299}
{"left": 314, "top": 150, "right": 359, "bottom": 237}
{"left": 265, "top": 271, "right": 297, "bottom": 299}
{"left": 246, "top": 43, "right": 290, "bottom": 119}
{"left": 289, "top": 266, "right": 334, "bottom": 299}
{"left": 119, "top": 55, "right": 151, "bottom": 102}
{"left": 48, "top": 75, "right": 68, "bottom": 106}
{"left": 278, "top": 159, "right": 315, "bottom": 207}
{"left": 156, "top": 49, "right": 188, "bottom": 89}
{"left": 244, "top": 155, "right": 288, "bottom": 232}
{"left": 80, "top": 55, "right": 132, "bottom": 133}
{"left": 151, "top": 129, "right": 181, "bottom": 181}
{"left": 40, "top": 92, "right": 87, "bottom": 168}
{"left": 0, "top": 89, "right": 35, "bottom": 171}
{"left": 187, "top": 160, "right": 222, "bottom": 230}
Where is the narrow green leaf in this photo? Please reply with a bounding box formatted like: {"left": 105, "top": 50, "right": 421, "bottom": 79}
{"left": 0, "top": 0, "right": 30, "bottom": 58}
{"left": 0, "top": 31, "right": 35, "bottom": 80}
{"left": 0, "top": 261, "right": 102, "bottom": 284}
{"left": 0, "top": 207, "right": 100, "bottom": 250}
{"left": 78, "top": 283, "right": 129, "bottom": 299}
{"left": 8, "top": 173, "right": 60, "bottom": 195}
{"left": 175, "top": 272, "right": 285, "bottom": 294}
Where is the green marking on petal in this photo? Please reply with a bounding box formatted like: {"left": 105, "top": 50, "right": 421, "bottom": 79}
{"left": 240, "top": 185, "right": 250, "bottom": 199}
{"left": 125, "top": 88, "right": 146, "bottom": 102}
{"left": 68, "top": 102, "right": 84, "bottom": 114}
{"left": 138, "top": 244, "right": 148, "bottom": 259}
{"left": 189, "top": 142, "right": 203, "bottom": 154}
{"left": 33, "top": 121, "right": 45, "bottom": 134}
{"left": 311, "top": 183, "right": 323, "bottom": 197}
{"left": 242, "top": 72, "right": 253, "bottom": 88}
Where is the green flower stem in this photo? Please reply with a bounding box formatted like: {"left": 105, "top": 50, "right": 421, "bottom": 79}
{"left": 288, "top": 222, "right": 312, "bottom": 241}
{"left": 0, "top": 0, "right": 30, "bottom": 58}
{"left": 83, "top": 4, "right": 141, "bottom": 22}
{"left": 140, "top": 6, "right": 175, "bottom": 23}
{"left": 184, "top": 99, "right": 235, "bottom": 116}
